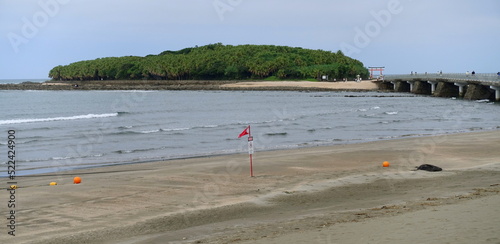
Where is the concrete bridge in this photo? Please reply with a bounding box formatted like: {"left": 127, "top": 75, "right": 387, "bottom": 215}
{"left": 379, "top": 73, "right": 500, "bottom": 101}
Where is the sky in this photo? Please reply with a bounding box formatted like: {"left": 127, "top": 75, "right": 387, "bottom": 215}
{"left": 1, "top": 0, "right": 499, "bottom": 79}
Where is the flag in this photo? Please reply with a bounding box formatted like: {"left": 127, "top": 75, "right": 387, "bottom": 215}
{"left": 238, "top": 126, "right": 250, "bottom": 138}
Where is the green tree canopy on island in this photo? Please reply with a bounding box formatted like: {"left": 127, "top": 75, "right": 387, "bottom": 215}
{"left": 48, "top": 43, "right": 369, "bottom": 81}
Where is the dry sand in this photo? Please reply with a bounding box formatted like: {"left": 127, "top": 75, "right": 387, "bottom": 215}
{"left": 1, "top": 131, "right": 500, "bottom": 243}
{"left": 220, "top": 80, "right": 379, "bottom": 90}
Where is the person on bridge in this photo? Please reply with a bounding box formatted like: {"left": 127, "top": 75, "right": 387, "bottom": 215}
{"left": 472, "top": 71, "right": 476, "bottom": 76}
{"left": 466, "top": 71, "right": 470, "bottom": 76}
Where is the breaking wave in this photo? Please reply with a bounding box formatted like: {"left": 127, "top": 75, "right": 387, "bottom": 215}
{"left": 0, "top": 113, "right": 119, "bottom": 125}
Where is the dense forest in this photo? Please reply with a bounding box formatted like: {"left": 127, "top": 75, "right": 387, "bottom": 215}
{"left": 48, "top": 43, "right": 369, "bottom": 81}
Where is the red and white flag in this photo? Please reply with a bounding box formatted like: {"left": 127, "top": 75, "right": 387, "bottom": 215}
{"left": 238, "top": 126, "right": 250, "bottom": 138}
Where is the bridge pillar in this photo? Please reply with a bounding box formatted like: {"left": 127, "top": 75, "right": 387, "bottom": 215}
{"left": 391, "top": 81, "right": 410, "bottom": 92}
{"left": 406, "top": 81, "right": 415, "bottom": 92}
{"left": 427, "top": 81, "right": 438, "bottom": 94}
{"left": 434, "top": 82, "right": 459, "bottom": 97}
{"left": 463, "top": 84, "right": 492, "bottom": 100}
{"left": 490, "top": 86, "right": 500, "bottom": 101}
{"left": 390, "top": 81, "right": 397, "bottom": 91}
{"left": 412, "top": 81, "right": 432, "bottom": 95}
{"left": 454, "top": 82, "right": 467, "bottom": 97}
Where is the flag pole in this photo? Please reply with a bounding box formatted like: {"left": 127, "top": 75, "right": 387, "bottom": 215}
{"left": 238, "top": 125, "right": 254, "bottom": 177}
{"left": 248, "top": 125, "right": 253, "bottom": 177}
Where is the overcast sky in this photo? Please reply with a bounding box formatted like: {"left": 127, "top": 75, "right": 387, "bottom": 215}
{"left": 1, "top": 0, "right": 499, "bottom": 79}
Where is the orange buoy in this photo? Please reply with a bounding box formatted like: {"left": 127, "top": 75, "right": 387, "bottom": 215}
{"left": 73, "top": 177, "right": 82, "bottom": 184}
{"left": 382, "top": 161, "right": 390, "bottom": 167}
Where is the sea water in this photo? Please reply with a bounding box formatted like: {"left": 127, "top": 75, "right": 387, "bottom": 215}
{"left": 1, "top": 90, "right": 499, "bottom": 175}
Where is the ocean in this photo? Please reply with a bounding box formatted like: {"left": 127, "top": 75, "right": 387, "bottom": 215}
{"left": 1, "top": 89, "right": 500, "bottom": 176}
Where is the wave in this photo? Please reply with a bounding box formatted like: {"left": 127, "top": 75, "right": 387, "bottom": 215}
{"left": 20, "top": 137, "right": 61, "bottom": 145}
{"left": 26, "top": 126, "right": 53, "bottom": 131}
{"left": 265, "top": 132, "right": 288, "bottom": 136}
{"left": 163, "top": 127, "right": 190, "bottom": 132}
{"left": 359, "top": 114, "right": 380, "bottom": 118}
{"left": 305, "top": 126, "right": 334, "bottom": 132}
{"left": 0, "top": 113, "right": 119, "bottom": 125}
{"left": 11, "top": 153, "right": 104, "bottom": 164}
{"left": 191, "top": 124, "right": 220, "bottom": 130}
{"left": 140, "top": 129, "right": 162, "bottom": 134}
{"left": 113, "top": 127, "right": 190, "bottom": 135}
{"left": 113, "top": 145, "right": 179, "bottom": 154}
{"left": 118, "top": 125, "right": 134, "bottom": 129}
{"left": 384, "top": 111, "right": 398, "bottom": 115}
{"left": 50, "top": 156, "right": 73, "bottom": 160}
{"left": 198, "top": 124, "right": 219, "bottom": 128}
{"left": 378, "top": 119, "right": 403, "bottom": 124}
{"left": 141, "top": 127, "right": 191, "bottom": 134}
{"left": 113, "top": 131, "right": 145, "bottom": 136}
{"left": 476, "top": 99, "right": 491, "bottom": 103}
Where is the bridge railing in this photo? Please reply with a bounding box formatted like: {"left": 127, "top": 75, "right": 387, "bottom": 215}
{"left": 383, "top": 73, "right": 500, "bottom": 83}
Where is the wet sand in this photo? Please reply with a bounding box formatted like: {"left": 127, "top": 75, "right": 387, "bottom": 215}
{"left": 1, "top": 130, "right": 499, "bottom": 243}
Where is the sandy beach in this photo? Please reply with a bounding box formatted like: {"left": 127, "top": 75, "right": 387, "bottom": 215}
{"left": 2, "top": 130, "right": 500, "bottom": 243}
{"left": 221, "top": 80, "right": 379, "bottom": 91}
{"left": 0, "top": 80, "right": 381, "bottom": 91}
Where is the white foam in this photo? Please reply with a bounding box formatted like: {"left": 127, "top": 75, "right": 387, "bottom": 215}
{"left": 476, "top": 99, "right": 491, "bottom": 103}
{"left": 140, "top": 129, "right": 161, "bottom": 134}
{"left": 0, "top": 113, "right": 118, "bottom": 125}
{"left": 163, "top": 127, "right": 190, "bottom": 132}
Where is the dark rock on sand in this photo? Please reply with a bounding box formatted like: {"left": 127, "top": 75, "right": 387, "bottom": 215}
{"left": 416, "top": 164, "right": 443, "bottom": 172}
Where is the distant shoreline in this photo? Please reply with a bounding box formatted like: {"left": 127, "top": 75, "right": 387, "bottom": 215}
{"left": 0, "top": 80, "right": 383, "bottom": 92}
